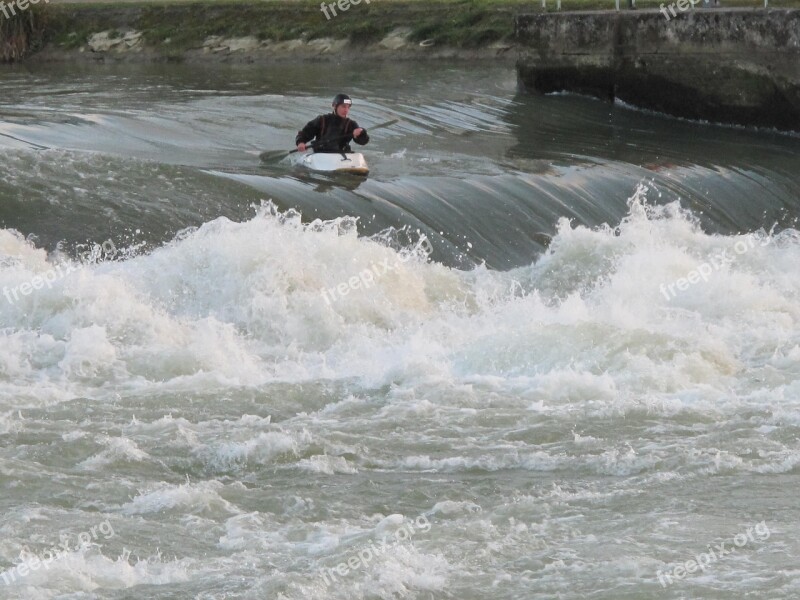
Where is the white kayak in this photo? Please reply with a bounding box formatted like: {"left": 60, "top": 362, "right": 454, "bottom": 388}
{"left": 292, "top": 151, "right": 369, "bottom": 175}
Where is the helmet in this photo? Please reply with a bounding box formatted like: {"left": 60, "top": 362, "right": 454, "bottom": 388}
{"left": 332, "top": 93, "right": 352, "bottom": 107}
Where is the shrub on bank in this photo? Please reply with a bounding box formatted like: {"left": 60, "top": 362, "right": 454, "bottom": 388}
{"left": 0, "top": 2, "right": 47, "bottom": 62}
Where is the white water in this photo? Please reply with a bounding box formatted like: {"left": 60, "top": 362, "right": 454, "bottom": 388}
{"left": 3, "top": 187, "right": 799, "bottom": 404}
{"left": 2, "top": 185, "right": 799, "bottom": 598}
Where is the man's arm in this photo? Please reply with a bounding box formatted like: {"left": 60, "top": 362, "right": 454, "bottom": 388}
{"left": 350, "top": 121, "right": 369, "bottom": 146}
{"left": 296, "top": 116, "right": 323, "bottom": 149}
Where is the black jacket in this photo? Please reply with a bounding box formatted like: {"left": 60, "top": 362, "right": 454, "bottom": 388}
{"left": 295, "top": 113, "right": 370, "bottom": 153}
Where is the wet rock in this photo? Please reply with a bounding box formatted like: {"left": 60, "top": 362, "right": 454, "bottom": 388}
{"left": 379, "top": 27, "right": 413, "bottom": 51}
{"left": 87, "top": 30, "right": 142, "bottom": 53}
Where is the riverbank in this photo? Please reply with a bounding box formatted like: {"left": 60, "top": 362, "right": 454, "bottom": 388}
{"left": 13, "top": 0, "right": 800, "bottom": 65}
{"left": 22, "top": 0, "right": 522, "bottom": 64}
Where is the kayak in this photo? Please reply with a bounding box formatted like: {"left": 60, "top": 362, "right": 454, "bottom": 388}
{"left": 292, "top": 151, "right": 369, "bottom": 175}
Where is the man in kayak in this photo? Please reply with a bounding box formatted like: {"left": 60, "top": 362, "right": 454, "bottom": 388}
{"left": 295, "top": 94, "right": 370, "bottom": 153}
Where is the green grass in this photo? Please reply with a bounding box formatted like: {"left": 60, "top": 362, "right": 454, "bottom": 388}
{"left": 46, "top": 0, "right": 800, "bottom": 7}
{"left": 45, "top": 1, "right": 523, "bottom": 50}
{"left": 27, "top": 0, "right": 800, "bottom": 57}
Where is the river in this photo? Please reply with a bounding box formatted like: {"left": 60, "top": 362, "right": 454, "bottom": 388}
{"left": 1, "top": 60, "right": 799, "bottom": 599}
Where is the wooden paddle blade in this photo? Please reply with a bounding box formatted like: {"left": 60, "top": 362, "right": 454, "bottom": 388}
{"left": 370, "top": 119, "right": 399, "bottom": 131}
{"left": 259, "top": 149, "right": 293, "bottom": 162}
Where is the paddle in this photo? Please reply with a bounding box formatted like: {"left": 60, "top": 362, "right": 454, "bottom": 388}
{"left": 259, "top": 119, "right": 399, "bottom": 162}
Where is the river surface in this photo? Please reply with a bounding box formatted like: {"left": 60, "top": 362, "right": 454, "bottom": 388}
{"left": 1, "top": 61, "right": 799, "bottom": 599}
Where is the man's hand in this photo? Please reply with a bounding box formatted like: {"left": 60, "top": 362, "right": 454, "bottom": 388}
{"left": 353, "top": 128, "right": 364, "bottom": 138}
{"left": 297, "top": 143, "right": 307, "bottom": 152}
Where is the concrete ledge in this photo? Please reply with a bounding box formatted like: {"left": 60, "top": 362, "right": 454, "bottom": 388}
{"left": 515, "top": 10, "right": 800, "bottom": 131}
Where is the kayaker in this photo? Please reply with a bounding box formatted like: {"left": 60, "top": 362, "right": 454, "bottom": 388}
{"left": 295, "top": 94, "right": 370, "bottom": 153}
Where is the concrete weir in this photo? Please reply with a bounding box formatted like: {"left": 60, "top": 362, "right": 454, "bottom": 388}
{"left": 514, "top": 10, "right": 800, "bottom": 131}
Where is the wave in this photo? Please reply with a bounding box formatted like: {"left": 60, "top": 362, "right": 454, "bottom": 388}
{"left": 1, "top": 191, "right": 798, "bottom": 414}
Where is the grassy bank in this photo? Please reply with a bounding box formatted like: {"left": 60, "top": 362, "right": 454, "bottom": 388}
{"left": 9, "top": 0, "right": 800, "bottom": 62}
{"left": 44, "top": 0, "right": 800, "bottom": 50}
{"left": 45, "top": 0, "right": 516, "bottom": 52}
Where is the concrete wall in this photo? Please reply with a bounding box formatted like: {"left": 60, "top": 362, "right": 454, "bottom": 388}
{"left": 515, "top": 9, "right": 800, "bottom": 131}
